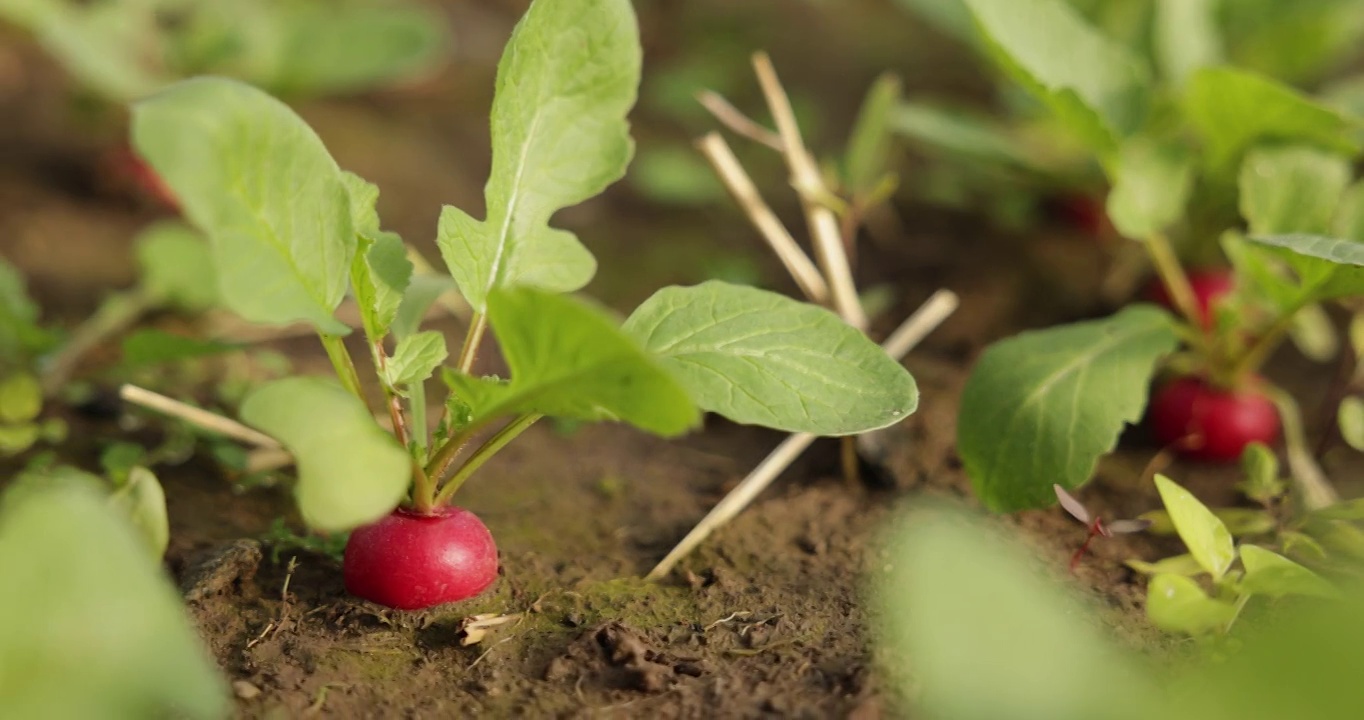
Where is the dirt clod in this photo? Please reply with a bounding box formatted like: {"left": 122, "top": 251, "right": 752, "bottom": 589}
{"left": 180, "top": 539, "right": 262, "bottom": 603}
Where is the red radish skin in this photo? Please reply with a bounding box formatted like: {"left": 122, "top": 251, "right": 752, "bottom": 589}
{"left": 344, "top": 506, "right": 499, "bottom": 610}
{"left": 1149, "top": 376, "right": 1279, "bottom": 462}
{"left": 1145, "top": 268, "right": 1234, "bottom": 329}
{"left": 106, "top": 145, "right": 181, "bottom": 211}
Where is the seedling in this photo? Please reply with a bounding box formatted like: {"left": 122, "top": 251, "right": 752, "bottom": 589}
{"left": 131, "top": 0, "right": 918, "bottom": 610}
{"left": 950, "top": 0, "right": 1364, "bottom": 522}
{"left": 1052, "top": 484, "right": 1150, "bottom": 572}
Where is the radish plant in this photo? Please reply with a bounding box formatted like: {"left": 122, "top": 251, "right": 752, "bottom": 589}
{"left": 132, "top": 0, "right": 917, "bottom": 610}
{"left": 951, "top": 0, "right": 1364, "bottom": 513}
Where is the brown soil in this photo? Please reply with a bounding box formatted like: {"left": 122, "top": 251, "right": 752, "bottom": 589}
{"left": 1, "top": 2, "right": 1354, "bottom": 718}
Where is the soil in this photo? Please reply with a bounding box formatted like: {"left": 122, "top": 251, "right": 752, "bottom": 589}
{"left": 1, "top": 2, "right": 1357, "bottom": 718}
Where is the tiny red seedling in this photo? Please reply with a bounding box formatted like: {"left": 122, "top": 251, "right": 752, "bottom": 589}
{"left": 1145, "top": 267, "right": 1234, "bottom": 330}
{"left": 1053, "top": 484, "right": 1150, "bottom": 571}
{"left": 1149, "top": 376, "right": 1280, "bottom": 462}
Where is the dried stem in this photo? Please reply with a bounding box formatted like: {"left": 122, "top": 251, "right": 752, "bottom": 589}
{"left": 696, "top": 90, "right": 783, "bottom": 151}
{"left": 695, "top": 133, "right": 829, "bottom": 304}
{"left": 752, "top": 52, "right": 866, "bottom": 330}
{"left": 644, "top": 290, "right": 959, "bottom": 580}
{"left": 119, "top": 384, "right": 282, "bottom": 449}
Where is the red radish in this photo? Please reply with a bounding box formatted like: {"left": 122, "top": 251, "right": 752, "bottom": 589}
{"left": 1149, "top": 376, "right": 1279, "bottom": 462}
{"left": 106, "top": 144, "right": 181, "bottom": 211}
{"left": 1053, "top": 484, "right": 1150, "bottom": 571}
{"left": 343, "top": 506, "right": 499, "bottom": 610}
{"left": 1047, "top": 193, "right": 1114, "bottom": 239}
{"left": 1144, "top": 268, "right": 1234, "bottom": 329}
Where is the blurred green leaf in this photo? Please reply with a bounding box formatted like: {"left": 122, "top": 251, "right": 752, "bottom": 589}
{"left": 0, "top": 258, "right": 56, "bottom": 367}
{"left": 1154, "top": 0, "right": 1222, "bottom": 87}
{"left": 1105, "top": 135, "right": 1194, "bottom": 239}
{"left": 108, "top": 466, "right": 170, "bottom": 558}
{"left": 0, "top": 481, "right": 228, "bottom": 718}
{"left": 1286, "top": 302, "right": 1338, "bottom": 362}
{"left": 391, "top": 274, "right": 455, "bottom": 341}
{"left": 1244, "top": 234, "right": 1364, "bottom": 308}
{"left": 1140, "top": 507, "right": 1276, "bottom": 537}
{"left": 0, "top": 372, "right": 41, "bottom": 424}
{"left": 241, "top": 377, "right": 409, "bottom": 531}
{"left": 1146, "top": 573, "right": 1238, "bottom": 634}
{"left": 1126, "top": 553, "right": 1204, "bottom": 577}
{"left": 629, "top": 145, "right": 724, "bottom": 205}
{"left": 1155, "top": 474, "right": 1235, "bottom": 579}
{"left": 134, "top": 221, "right": 218, "bottom": 313}
{"left": 120, "top": 329, "right": 240, "bottom": 367}
{"left": 0, "top": 423, "right": 39, "bottom": 455}
{"left": 1236, "top": 442, "right": 1285, "bottom": 504}
{"left": 962, "top": 0, "right": 1151, "bottom": 156}
{"left": 875, "top": 503, "right": 1155, "bottom": 720}
{"left": 1239, "top": 545, "right": 1338, "bottom": 599}
{"left": 1184, "top": 67, "right": 1361, "bottom": 172}
{"left": 1239, "top": 145, "right": 1351, "bottom": 236}
{"left": 258, "top": 2, "right": 449, "bottom": 96}
{"left": 844, "top": 73, "right": 902, "bottom": 196}
{"left": 890, "top": 101, "right": 1043, "bottom": 171}
{"left": 1332, "top": 180, "right": 1364, "bottom": 242}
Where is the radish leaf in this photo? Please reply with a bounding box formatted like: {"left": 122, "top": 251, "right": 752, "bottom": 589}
{"left": 959, "top": 306, "right": 1178, "bottom": 511}
{"left": 624, "top": 282, "right": 917, "bottom": 435}
{"left": 443, "top": 287, "right": 698, "bottom": 436}
{"left": 132, "top": 77, "right": 354, "bottom": 335}
{"left": 1240, "top": 145, "right": 1351, "bottom": 236}
{"left": 242, "top": 377, "right": 409, "bottom": 531}
{"left": 1154, "top": 474, "right": 1235, "bottom": 580}
{"left": 0, "top": 482, "right": 228, "bottom": 718}
{"left": 437, "top": 0, "right": 640, "bottom": 312}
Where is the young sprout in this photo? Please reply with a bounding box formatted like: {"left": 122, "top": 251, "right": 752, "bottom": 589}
{"left": 1053, "top": 484, "right": 1151, "bottom": 572}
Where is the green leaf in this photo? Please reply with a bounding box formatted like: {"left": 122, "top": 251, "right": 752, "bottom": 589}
{"left": 132, "top": 77, "right": 354, "bottom": 334}
{"left": 1125, "top": 553, "right": 1205, "bottom": 577}
{"left": 446, "top": 287, "right": 698, "bottom": 436}
{"left": 436, "top": 0, "right": 640, "bottom": 312}
{"left": 959, "top": 306, "right": 1179, "bottom": 511}
{"left": 844, "top": 73, "right": 902, "bottom": 196}
{"left": 134, "top": 222, "right": 219, "bottom": 313}
{"left": 875, "top": 503, "right": 1156, "bottom": 720}
{"left": 1146, "top": 573, "right": 1239, "bottom": 635}
{"left": 1153, "top": 0, "right": 1222, "bottom": 87}
{"left": 120, "top": 329, "right": 240, "bottom": 367}
{"left": 0, "top": 423, "right": 39, "bottom": 455}
{"left": 0, "top": 482, "right": 228, "bottom": 718}
{"left": 343, "top": 172, "right": 413, "bottom": 341}
{"left": 1140, "top": 507, "right": 1277, "bottom": 538}
{"left": 392, "top": 274, "right": 456, "bottom": 340}
{"left": 256, "top": 2, "right": 450, "bottom": 97}
{"left": 108, "top": 467, "right": 169, "bottom": 559}
{"left": 0, "top": 257, "right": 55, "bottom": 365}
{"left": 962, "top": 0, "right": 1150, "bottom": 155}
{"left": 1239, "top": 545, "right": 1339, "bottom": 599}
{"left": 1155, "top": 474, "right": 1236, "bottom": 580}
{"left": 1184, "top": 67, "right": 1362, "bottom": 171}
{"left": 0, "top": 372, "right": 41, "bottom": 424}
{"left": 624, "top": 282, "right": 917, "bottom": 435}
{"left": 1105, "top": 135, "right": 1194, "bottom": 239}
{"left": 383, "top": 331, "right": 446, "bottom": 388}
{"left": 1313, "top": 496, "right": 1364, "bottom": 520}
{"left": 1244, "top": 233, "right": 1364, "bottom": 306}
{"left": 890, "top": 101, "right": 1044, "bottom": 171}
{"left": 892, "top": 0, "right": 979, "bottom": 44}
{"left": 1239, "top": 145, "right": 1351, "bottom": 236}
{"left": 1237, "top": 442, "right": 1285, "bottom": 504}
{"left": 241, "top": 377, "right": 409, "bottom": 531}
{"left": 1286, "top": 302, "right": 1338, "bottom": 362}
{"left": 1332, "top": 180, "right": 1364, "bottom": 242}
{"left": 0, "top": 2, "right": 168, "bottom": 102}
